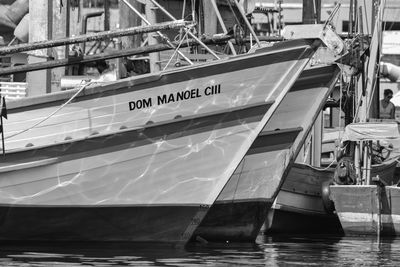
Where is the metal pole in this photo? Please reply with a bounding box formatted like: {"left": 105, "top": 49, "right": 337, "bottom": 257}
{"left": 0, "top": 36, "right": 237, "bottom": 76}
{"left": 120, "top": 0, "right": 194, "bottom": 65}
{"left": 0, "top": 115, "right": 4, "bottom": 157}
{"left": 148, "top": 0, "right": 221, "bottom": 59}
{"left": 232, "top": 0, "right": 261, "bottom": 47}
{"left": 104, "top": 0, "right": 110, "bottom": 31}
{"left": 0, "top": 21, "right": 190, "bottom": 56}
{"left": 278, "top": 0, "right": 282, "bottom": 36}
{"left": 210, "top": 0, "right": 237, "bottom": 55}
{"left": 324, "top": 3, "right": 341, "bottom": 29}
{"left": 349, "top": 0, "right": 353, "bottom": 36}
{"left": 0, "top": 34, "right": 281, "bottom": 76}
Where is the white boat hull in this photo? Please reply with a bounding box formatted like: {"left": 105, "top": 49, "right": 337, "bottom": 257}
{"left": 0, "top": 40, "right": 318, "bottom": 243}
{"left": 194, "top": 65, "right": 341, "bottom": 242}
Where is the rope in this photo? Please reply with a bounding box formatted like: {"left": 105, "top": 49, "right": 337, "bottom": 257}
{"left": 163, "top": 30, "right": 190, "bottom": 70}
{"left": 5, "top": 81, "right": 95, "bottom": 141}
{"left": 301, "top": 159, "right": 337, "bottom": 171}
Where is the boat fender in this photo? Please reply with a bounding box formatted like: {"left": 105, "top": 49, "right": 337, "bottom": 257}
{"left": 321, "top": 181, "right": 335, "bottom": 214}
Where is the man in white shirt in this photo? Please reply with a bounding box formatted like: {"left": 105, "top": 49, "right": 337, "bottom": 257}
{"left": 380, "top": 89, "right": 395, "bottom": 119}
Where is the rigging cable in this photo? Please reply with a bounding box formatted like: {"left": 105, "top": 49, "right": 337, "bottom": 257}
{"left": 5, "top": 81, "right": 95, "bottom": 141}
{"left": 164, "top": 30, "right": 190, "bottom": 70}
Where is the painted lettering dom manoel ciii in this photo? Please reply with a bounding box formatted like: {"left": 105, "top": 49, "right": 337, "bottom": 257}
{"left": 129, "top": 84, "right": 221, "bottom": 110}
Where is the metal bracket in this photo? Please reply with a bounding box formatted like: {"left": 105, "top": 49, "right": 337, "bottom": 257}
{"left": 282, "top": 24, "right": 346, "bottom": 56}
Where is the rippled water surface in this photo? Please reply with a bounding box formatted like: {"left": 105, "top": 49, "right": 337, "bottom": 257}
{"left": 1, "top": 235, "right": 400, "bottom": 266}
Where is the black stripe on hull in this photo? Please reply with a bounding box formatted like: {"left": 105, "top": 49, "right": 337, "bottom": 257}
{"left": 0, "top": 205, "right": 201, "bottom": 243}
{"left": 1, "top": 103, "right": 271, "bottom": 166}
{"left": 192, "top": 129, "right": 301, "bottom": 243}
{"left": 248, "top": 127, "right": 302, "bottom": 155}
{"left": 290, "top": 64, "right": 338, "bottom": 92}
{"left": 191, "top": 200, "right": 272, "bottom": 243}
{"left": 263, "top": 209, "right": 343, "bottom": 235}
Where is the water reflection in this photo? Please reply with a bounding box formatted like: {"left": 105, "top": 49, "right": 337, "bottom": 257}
{"left": 1, "top": 236, "right": 400, "bottom": 266}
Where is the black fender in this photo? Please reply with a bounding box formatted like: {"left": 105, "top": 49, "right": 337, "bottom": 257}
{"left": 321, "top": 180, "right": 335, "bottom": 214}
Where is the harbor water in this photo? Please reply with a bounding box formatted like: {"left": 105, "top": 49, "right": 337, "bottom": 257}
{"left": 1, "top": 235, "right": 400, "bottom": 266}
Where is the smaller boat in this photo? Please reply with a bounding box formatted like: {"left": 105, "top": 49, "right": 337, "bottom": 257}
{"left": 329, "top": 122, "right": 400, "bottom": 236}
{"left": 264, "top": 162, "right": 342, "bottom": 235}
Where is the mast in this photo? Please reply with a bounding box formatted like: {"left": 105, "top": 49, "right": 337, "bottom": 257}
{"left": 302, "top": 0, "right": 321, "bottom": 24}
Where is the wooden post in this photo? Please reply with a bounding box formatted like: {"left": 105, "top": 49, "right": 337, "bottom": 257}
{"left": 27, "top": 0, "right": 52, "bottom": 96}
{"left": 302, "top": 0, "right": 321, "bottom": 24}
{"left": 210, "top": 0, "right": 236, "bottom": 55}
{"left": 312, "top": 112, "right": 323, "bottom": 167}
{"left": 104, "top": 0, "right": 110, "bottom": 31}
{"left": 119, "top": 0, "right": 142, "bottom": 51}
{"left": 119, "top": 0, "right": 143, "bottom": 78}
{"left": 202, "top": 0, "right": 217, "bottom": 36}
{"left": 145, "top": 1, "right": 161, "bottom": 72}
{"left": 349, "top": 0, "right": 353, "bottom": 35}
{"left": 354, "top": 142, "right": 361, "bottom": 184}
{"left": 27, "top": 0, "right": 69, "bottom": 95}
{"left": 52, "top": 0, "right": 69, "bottom": 92}
{"left": 365, "top": 141, "right": 372, "bottom": 185}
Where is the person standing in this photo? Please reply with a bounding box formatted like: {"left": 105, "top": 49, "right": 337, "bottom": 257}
{"left": 380, "top": 89, "right": 395, "bottom": 119}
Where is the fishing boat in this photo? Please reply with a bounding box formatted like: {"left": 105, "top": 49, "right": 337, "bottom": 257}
{"left": 0, "top": 16, "right": 325, "bottom": 244}
{"left": 327, "top": 0, "right": 400, "bottom": 237}
{"left": 264, "top": 162, "right": 342, "bottom": 234}
{"left": 265, "top": 146, "right": 398, "bottom": 235}
{"left": 258, "top": 0, "right": 400, "bottom": 236}
{"left": 330, "top": 122, "right": 400, "bottom": 236}
{"left": 192, "top": 61, "right": 341, "bottom": 242}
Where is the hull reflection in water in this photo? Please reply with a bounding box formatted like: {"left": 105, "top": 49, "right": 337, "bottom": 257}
{"left": 193, "top": 65, "right": 340, "bottom": 242}
{"left": 0, "top": 39, "right": 318, "bottom": 244}
{"left": 2, "top": 236, "right": 400, "bottom": 266}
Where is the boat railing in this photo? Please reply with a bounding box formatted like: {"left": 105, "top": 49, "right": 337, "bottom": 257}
{"left": 0, "top": 82, "right": 27, "bottom": 99}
